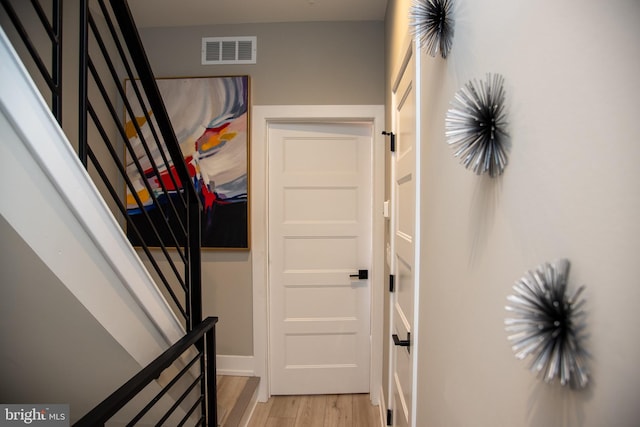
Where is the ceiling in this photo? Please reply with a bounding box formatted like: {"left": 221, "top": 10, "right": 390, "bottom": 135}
{"left": 127, "top": 0, "right": 388, "bottom": 28}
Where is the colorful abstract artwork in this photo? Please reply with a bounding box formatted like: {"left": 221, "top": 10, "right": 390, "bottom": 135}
{"left": 125, "top": 76, "right": 249, "bottom": 249}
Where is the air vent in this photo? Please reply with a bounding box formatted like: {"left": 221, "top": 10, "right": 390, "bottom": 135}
{"left": 201, "top": 37, "right": 257, "bottom": 64}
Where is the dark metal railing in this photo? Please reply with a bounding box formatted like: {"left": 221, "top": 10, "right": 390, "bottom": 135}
{"left": 74, "top": 317, "right": 218, "bottom": 427}
{"left": 1, "top": 0, "right": 202, "bottom": 330}
{"left": 1, "top": 0, "right": 203, "bottom": 331}
{"left": 1, "top": 0, "right": 213, "bottom": 424}
{"left": 0, "top": 0, "right": 62, "bottom": 122}
{"left": 78, "top": 0, "right": 203, "bottom": 331}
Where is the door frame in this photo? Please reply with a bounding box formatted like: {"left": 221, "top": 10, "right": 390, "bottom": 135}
{"left": 251, "top": 105, "right": 385, "bottom": 403}
{"left": 387, "top": 36, "right": 422, "bottom": 426}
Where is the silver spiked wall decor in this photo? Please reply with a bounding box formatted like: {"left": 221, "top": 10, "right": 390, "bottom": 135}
{"left": 505, "top": 259, "right": 589, "bottom": 389}
{"left": 409, "top": 0, "right": 455, "bottom": 58}
{"left": 445, "top": 73, "right": 509, "bottom": 177}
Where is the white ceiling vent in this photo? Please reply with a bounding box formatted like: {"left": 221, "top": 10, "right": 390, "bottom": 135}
{"left": 201, "top": 36, "right": 257, "bottom": 65}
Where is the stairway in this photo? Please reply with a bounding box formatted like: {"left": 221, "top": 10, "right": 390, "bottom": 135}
{"left": 217, "top": 376, "right": 260, "bottom": 427}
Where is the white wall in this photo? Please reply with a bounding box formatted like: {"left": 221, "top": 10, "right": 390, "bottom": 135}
{"left": 389, "top": 0, "right": 640, "bottom": 425}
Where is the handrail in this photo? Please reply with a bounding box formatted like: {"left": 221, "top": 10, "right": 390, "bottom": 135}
{"left": 107, "top": 0, "right": 198, "bottom": 205}
{"left": 1, "top": 0, "right": 202, "bottom": 331}
{"left": 77, "top": 0, "right": 202, "bottom": 330}
{"left": 74, "top": 317, "right": 218, "bottom": 426}
{"left": 1, "top": 0, "right": 214, "bottom": 424}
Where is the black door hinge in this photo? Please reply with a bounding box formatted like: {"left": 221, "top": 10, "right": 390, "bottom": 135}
{"left": 387, "top": 409, "right": 393, "bottom": 426}
{"left": 382, "top": 131, "right": 396, "bottom": 152}
{"left": 389, "top": 274, "right": 395, "bottom": 293}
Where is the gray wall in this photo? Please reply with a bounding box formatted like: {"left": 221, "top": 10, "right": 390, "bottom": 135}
{"left": 140, "top": 21, "right": 385, "bottom": 106}
{"left": 138, "top": 21, "right": 385, "bottom": 355}
{"left": 387, "top": 0, "right": 640, "bottom": 425}
{"left": 0, "top": 217, "right": 142, "bottom": 422}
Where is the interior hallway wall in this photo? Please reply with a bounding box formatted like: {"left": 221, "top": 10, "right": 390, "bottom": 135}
{"left": 138, "top": 20, "right": 385, "bottom": 356}
{"left": 384, "top": 0, "right": 640, "bottom": 425}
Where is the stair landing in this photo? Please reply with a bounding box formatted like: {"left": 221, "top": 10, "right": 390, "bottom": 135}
{"left": 217, "top": 375, "right": 260, "bottom": 427}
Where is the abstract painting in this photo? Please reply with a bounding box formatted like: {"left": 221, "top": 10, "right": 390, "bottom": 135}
{"left": 124, "top": 76, "right": 250, "bottom": 249}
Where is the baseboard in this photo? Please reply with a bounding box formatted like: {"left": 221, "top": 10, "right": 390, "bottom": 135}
{"left": 216, "top": 355, "right": 255, "bottom": 376}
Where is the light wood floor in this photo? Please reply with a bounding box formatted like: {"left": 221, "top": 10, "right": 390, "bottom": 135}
{"left": 217, "top": 375, "right": 259, "bottom": 426}
{"left": 247, "top": 394, "right": 380, "bottom": 427}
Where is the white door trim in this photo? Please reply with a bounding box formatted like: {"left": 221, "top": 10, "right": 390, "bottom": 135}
{"left": 251, "top": 105, "right": 385, "bottom": 403}
{"left": 387, "top": 36, "right": 422, "bottom": 427}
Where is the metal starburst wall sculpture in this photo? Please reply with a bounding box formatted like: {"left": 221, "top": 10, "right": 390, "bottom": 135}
{"left": 409, "top": 0, "right": 455, "bottom": 58}
{"left": 505, "top": 259, "right": 589, "bottom": 389}
{"left": 445, "top": 73, "right": 509, "bottom": 177}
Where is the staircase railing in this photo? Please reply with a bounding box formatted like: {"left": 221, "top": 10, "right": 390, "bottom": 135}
{"left": 0, "top": 0, "right": 62, "bottom": 122}
{"left": 79, "top": 0, "right": 203, "bottom": 331}
{"left": 0, "top": 0, "right": 214, "bottom": 424}
{"left": 74, "top": 317, "right": 218, "bottom": 427}
{"left": 1, "top": 0, "right": 202, "bottom": 330}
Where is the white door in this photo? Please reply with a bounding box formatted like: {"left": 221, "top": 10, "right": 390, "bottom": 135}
{"left": 268, "top": 121, "right": 373, "bottom": 395}
{"left": 389, "top": 42, "right": 418, "bottom": 427}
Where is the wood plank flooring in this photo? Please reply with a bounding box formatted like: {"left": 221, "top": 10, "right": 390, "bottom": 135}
{"left": 216, "top": 376, "right": 381, "bottom": 426}
{"left": 247, "top": 394, "right": 380, "bottom": 427}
